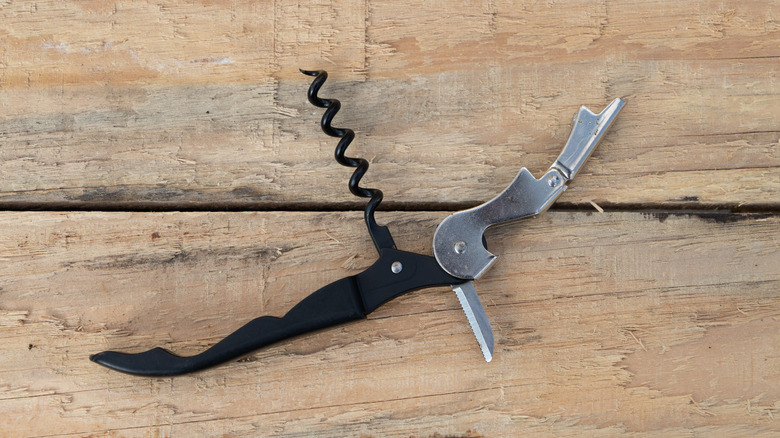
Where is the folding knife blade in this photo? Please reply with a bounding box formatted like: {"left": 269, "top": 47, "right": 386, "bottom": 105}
{"left": 452, "top": 281, "right": 494, "bottom": 362}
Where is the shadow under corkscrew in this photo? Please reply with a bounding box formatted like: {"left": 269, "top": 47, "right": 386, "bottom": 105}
{"left": 300, "top": 69, "right": 396, "bottom": 253}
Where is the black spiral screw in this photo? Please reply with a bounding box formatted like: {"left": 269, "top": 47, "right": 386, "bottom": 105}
{"left": 301, "top": 69, "right": 396, "bottom": 253}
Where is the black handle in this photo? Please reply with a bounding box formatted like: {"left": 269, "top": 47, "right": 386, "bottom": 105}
{"left": 91, "top": 249, "right": 463, "bottom": 376}
{"left": 91, "top": 277, "right": 365, "bottom": 376}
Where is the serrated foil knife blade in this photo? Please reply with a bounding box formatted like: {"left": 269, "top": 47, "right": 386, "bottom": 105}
{"left": 453, "top": 281, "right": 494, "bottom": 362}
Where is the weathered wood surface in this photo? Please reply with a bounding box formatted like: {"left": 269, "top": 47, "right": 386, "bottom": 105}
{"left": 1, "top": 0, "right": 779, "bottom": 437}
{"left": 0, "top": 0, "right": 777, "bottom": 208}
{"left": 0, "top": 212, "right": 778, "bottom": 436}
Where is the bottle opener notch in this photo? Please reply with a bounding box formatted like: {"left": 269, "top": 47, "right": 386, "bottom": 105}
{"left": 433, "top": 98, "right": 625, "bottom": 281}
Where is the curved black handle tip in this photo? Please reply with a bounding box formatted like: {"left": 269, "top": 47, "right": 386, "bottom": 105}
{"left": 91, "top": 348, "right": 189, "bottom": 377}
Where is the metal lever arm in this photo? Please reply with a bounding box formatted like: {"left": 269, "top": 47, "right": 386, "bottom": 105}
{"left": 553, "top": 98, "right": 625, "bottom": 180}
{"left": 433, "top": 98, "right": 625, "bottom": 280}
{"left": 91, "top": 249, "right": 463, "bottom": 376}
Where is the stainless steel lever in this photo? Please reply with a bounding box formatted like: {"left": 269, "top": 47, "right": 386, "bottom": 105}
{"left": 433, "top": 98, "right": 625, "bottom": 280}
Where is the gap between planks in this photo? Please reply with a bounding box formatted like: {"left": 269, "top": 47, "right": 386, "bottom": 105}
{"left": 0, "top": 201, "right": 778, "bottom": 214}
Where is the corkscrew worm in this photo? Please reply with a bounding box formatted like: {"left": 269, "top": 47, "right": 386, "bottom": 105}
{"left": 300, "top": 69, "right": 395, "bottom": 252}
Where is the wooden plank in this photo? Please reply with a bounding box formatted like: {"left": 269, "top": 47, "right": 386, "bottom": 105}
{"left": 0, "top": 211, "right": 777, "bottom": 436}
{"left": 1, "top": 0, "right": 778, "bottom": 436}
{"left": 0, "top": 0, "right": 777, "bottom": 208}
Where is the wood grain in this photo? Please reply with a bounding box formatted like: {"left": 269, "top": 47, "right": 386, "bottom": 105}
{"left": 0, "top": 0, "right": 777, "bottom": 208}
{"left": 0, "top": 211, "right": 778, "bottom": 436}
{"left": 1, "top": 0, "right": 778, "bottom": 436}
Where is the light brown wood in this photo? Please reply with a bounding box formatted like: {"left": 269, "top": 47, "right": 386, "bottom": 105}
{"left": 0, "top": 211, "right": 778, "bottom": 436}
{"left": 0, "top": 0, "right": 777, "bottom": 208}
{"left": 0, "top": 0, "right": 778, "bottom": 436}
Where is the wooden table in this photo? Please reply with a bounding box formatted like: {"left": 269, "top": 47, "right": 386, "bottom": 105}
{"left": 1, "top": 1, "right": 778, "bottom": 436}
